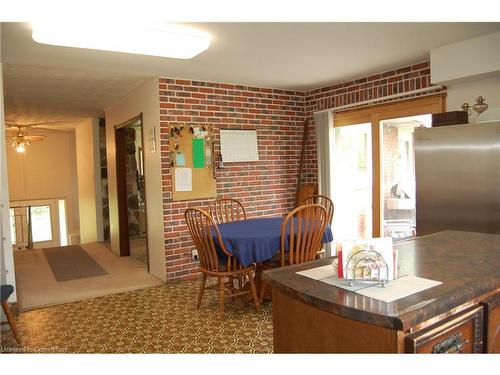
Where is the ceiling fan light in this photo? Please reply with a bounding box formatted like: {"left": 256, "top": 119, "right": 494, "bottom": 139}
{"left": 31, "top": 21, "right": 210, "bottom": 59}
{"left": 15, "top": 143, "right": 26, "bottom": 153}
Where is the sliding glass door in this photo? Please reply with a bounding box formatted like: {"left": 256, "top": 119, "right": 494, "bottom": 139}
{"left": 329, "top": 95, "right": 445, "bottom": 241}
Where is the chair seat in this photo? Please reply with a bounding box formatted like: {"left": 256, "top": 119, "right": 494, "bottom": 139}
{"left": 261, "top": 252, "right": 294, "bottom": 268}
{"left": 1, "top": 285, "right": 14, "bottom": 302}
{"left": 214, "top": 257, "right": 254, "bottom": 272}
{"left": 261, "top": 256, "right": 281, "bottom": 268}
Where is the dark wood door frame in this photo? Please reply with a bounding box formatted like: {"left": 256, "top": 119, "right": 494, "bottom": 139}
{"left": 114, "top": 113, "right": 149, "bottom": 271}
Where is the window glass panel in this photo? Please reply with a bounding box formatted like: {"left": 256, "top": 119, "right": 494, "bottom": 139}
{"left": 9, "top": 208, "right": 16, "bottom": 245}
{"left": 30, "top": 205, "right": 53, "bottom": 242}
{"left": 331, "top": 123, "right": 373, "bottom": 240}
{"left": 58, "top": 199, "right": 68, "bottom": 246}
{"left": 381, "top": 114, "right": 431, "bottom": 242}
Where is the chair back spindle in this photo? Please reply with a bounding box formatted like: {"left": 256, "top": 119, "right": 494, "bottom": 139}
{"left": 281, "top": 204, "right": 328, "bottom": 266}
{"left": 208, "top": 198, "right": 247, "bottom": 224}
{"left": 301, "top": 194, "right": 334, "bottom": 224}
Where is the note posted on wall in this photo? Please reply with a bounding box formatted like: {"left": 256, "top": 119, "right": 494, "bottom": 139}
{"left": 175, "top": 167, "right": 192, "bottom": 192}
{"left": 192, "top": 138, "right": 205, "bottom": 168}
{"left": 220, "top": 130, "right": 259, "bottom": 162}
{"left": 176, "top": 153, "right": 186, "bottom": 167}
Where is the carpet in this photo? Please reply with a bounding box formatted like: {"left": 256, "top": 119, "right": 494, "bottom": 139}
{"left": 0, "top": 281, "right": 273, "bottom": 353}
{"left": 43, "top": 245, "right": 108, "bottom": 282}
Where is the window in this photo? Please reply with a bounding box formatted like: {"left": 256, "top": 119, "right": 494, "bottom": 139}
{"left": 30, "top": 205, "right": 53, "bottom": 242}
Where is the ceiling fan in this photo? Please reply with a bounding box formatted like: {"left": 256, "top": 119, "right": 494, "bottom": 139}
{"left": 5, "top": 121, "right": 69, "bottom": 153}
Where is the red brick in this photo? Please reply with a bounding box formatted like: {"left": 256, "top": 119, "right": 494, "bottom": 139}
{"left": 412, "top": 62, "right": 429, "bottom": 70}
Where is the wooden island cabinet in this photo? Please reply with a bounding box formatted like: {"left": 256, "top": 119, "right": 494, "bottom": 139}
{"left": 263, "top": 231, "right": 500, "bottom": 353}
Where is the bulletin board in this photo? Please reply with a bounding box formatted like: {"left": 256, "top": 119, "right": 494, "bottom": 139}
{"left": 169, "top": 124, "right": 217, "bottom": 201}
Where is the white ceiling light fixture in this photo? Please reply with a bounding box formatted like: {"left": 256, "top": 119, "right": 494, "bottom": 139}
{"left": 31, "top": 21, "right": 211, "bottom": 59}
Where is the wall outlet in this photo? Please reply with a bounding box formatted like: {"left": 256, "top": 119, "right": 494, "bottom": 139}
{"left": 191, "top": 249, "right": 199, "bottom": 261}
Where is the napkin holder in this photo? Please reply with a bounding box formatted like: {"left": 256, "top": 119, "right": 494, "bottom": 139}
{"left": 344, "top": 249, "right": 389, "bottom": 288}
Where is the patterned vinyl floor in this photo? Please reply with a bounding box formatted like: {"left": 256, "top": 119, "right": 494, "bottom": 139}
{"left": 0, "top": 279, "right": 273, "bottom": 354}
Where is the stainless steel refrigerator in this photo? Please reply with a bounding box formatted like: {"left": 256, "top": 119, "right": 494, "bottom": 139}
{"left": 415, "top": 121, "right": 500, "bottom": 236}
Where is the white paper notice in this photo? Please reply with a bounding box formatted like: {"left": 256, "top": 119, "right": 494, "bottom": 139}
{"left": 175, "top": 168, "right": 192, "bottom": 192}
{"left": 220, "top": 130, "right": 259, "bottom": 162}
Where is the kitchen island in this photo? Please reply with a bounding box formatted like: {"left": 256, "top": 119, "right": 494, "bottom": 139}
{"left": 262, "top": 231, "right": 500, "bottom": 353}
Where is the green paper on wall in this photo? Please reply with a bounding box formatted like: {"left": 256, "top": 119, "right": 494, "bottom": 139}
{"left": 192, "top": 138, "right": 205, "bottom": 168}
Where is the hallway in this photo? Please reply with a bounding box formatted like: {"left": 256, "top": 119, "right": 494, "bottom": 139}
{"left": 14, "top": 242, "right": 163, "bottom": 310}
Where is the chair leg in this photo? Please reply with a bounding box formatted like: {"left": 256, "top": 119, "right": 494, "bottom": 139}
{"left": 196, "top": 273, "right": 207, "bottom": 309}
{"left": 218, "top": 277, "right": 225, "bottom": 318}
{"left": 228, "top": 276, "right": 235, "bottom": 300}
{"left": 248, "top": 273, "right": 260, "bottom": 311}
{"left": 237, "top": 275, "right": 243, "bottom": 290}
{"left": 258, "top": 279, "right": 268, "bottom": 305}
{"left": 1, "top": 301, "right": 20, "bottom": 344}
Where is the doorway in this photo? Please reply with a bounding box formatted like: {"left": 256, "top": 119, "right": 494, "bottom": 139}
{"left": 115, "top": 114, "right": 149, "bottom": 269}
{"left": 330, "top": 95, "right": 445, "bottom": 241}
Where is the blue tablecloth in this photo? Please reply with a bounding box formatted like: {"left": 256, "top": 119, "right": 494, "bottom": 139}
{"left": 215, "top": 217, "right": 333, "bottom": 267}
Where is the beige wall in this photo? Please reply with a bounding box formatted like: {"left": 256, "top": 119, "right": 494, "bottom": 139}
{"left": 105, "top": 78, "right": 165, "bottom": 281}
{"left": 446, "top": 77, "right": 500, "bottom": 122}
{"left": 74, "top": 118, "right": 103, "bottom": 243}
{"left": 6, "top": 130, "right": 80, "bottom": 235}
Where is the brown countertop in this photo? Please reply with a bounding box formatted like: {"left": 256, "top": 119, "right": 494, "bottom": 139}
{"left": 262, "top": 230, "right": 500, "bottom": 331}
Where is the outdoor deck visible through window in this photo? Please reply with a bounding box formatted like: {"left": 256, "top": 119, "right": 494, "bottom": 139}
{"left": 381, "top": 114, "right": 432, "bottom": 242}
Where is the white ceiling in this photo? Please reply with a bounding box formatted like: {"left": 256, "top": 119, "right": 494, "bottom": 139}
{"left": 3, "top": 64, "right": 148, "bottom": 123}
{"left": 2, "top": 22, "right": 499, "bottom": 124}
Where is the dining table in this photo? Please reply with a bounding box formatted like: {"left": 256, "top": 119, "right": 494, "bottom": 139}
{"left": 214, "top": 216, "right": 334, "bottom": 267}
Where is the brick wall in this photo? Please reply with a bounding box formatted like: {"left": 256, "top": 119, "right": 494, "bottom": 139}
{"left": 157, "top": 61, "right": 445, "bottom": 281}
{"left": 302, "top": 61, "right": 445, "bottom": 184}
{"left": 158, "top": 78, "right": 306, "bottom": 280}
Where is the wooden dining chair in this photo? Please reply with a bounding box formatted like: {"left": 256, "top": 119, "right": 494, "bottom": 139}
{"left": 300, "top": 194, "right": 334, "bottom": 224}
{"left": 184, "top": 208, "right": 259, "bottom": 317}
{"left": 259, "top": 204, "right": 328, "bottom": 303}
{"left": 300, "top": 195, "right": 334, "bottom": 259}
{"left": 207, "top": 198, "right": 247, "bottom": 224}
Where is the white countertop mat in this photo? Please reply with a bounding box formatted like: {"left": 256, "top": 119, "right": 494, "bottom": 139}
{"left": 296, "top": 264, "right": 441, "bottom": 302}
